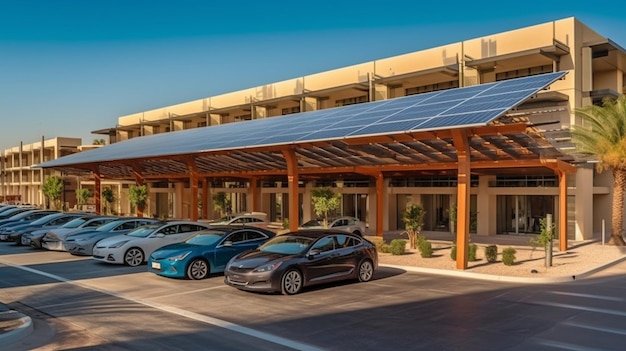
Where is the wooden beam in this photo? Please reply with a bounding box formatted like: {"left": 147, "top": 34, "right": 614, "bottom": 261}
{"left": 452, "top": 129, "right": 470, "bottom": 270}
{"left": 282, "top": 148, "right": 300, "bottom": 231}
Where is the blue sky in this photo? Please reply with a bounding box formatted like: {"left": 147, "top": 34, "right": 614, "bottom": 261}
{"left": 1, "top": 1, "right": 624, "bottom": 150}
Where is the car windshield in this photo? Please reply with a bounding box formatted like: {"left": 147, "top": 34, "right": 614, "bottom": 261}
{"left": 126, "top": 224, "right": 161, "bottom": 238}
{"left": 61, "top": 218, "right": 89, "bottom": 228}
{"left": 185, "top": 231, "right": 225, "bottom": 246}
{"left": 28, "top": 214, "right": 61, "bottom": 225}
{"left": 259, "top": 235, "right": 314, "bottom": 255}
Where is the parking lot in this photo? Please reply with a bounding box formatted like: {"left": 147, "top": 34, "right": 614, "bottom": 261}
{"left": 4, "top": 241, "right": 626, "bottom": 350}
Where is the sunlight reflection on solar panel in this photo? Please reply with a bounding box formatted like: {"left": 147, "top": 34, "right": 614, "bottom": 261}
{"left": 37, "top": 71, "right": 567, "bottom": 168}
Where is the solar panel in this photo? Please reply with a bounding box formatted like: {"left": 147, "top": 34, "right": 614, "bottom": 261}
{"left": 37, "top": 71, "right": 567, "bottom": 168}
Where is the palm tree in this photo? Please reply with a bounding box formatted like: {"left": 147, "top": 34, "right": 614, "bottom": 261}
{"left": 572, "top": 95, "right": 626, "bottom": 246}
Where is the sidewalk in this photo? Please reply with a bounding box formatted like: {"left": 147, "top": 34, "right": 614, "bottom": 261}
{"left": 0, "top": 303, "right": 33, "bottom": 347}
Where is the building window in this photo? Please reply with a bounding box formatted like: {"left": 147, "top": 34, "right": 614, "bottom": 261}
{"left": 335, "top": 95, "right": 367, "bottom": 107}
{"left": 281, "top": 106, "right": 301, "bottom": 115}
{"left": 235, "top": 114, "right": 252, "bottom": 121}
{"left": 491, "top": 176, "right": 557, "bottom": 187}
{"left": 390, "top": 176, "right": 478, "bottom": 187}
{"left": 197, "top": 121, "right": 207, "bottom": 127}
{"left": 496, "top": 65, "right": 553, "bottom": 81}
{"left": 183, "top": 121, "right": 192, "bottom": 129}
{"left": 405, "top": 81, "right": 459, "bottom": 96}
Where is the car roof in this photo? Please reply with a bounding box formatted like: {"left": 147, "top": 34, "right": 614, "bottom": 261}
{"left": 287, "top": 229, "right": 360, "bottom": 238}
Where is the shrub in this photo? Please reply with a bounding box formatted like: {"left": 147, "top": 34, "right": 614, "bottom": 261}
{"left": 450, "top": 243, "right": 456, "bottom": 260}
{"left": 502, "top": 247, "right": 517, "bottom": 266}
{"left": 485, "top": 245, "right": 498, "bottom": 263}
{"left": 389, "top": 239, "right": 406, "bottom": 255}
{"left": 419, "top": 239, "right": 433, "bottom": 258}
{"left": 380, "top": 243, "right": 391, "bottom": 253}
{"left": 369, "top": 236, "right": 384, "bottom": 251}
{"left": 468, "top": 243, "right": 478, "bottom": 262}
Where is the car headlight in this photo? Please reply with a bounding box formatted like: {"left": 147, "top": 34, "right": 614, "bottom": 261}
{"left": 109, "top": 240, "right": 129, "bottom": 248}
{"left": 2, "top": 229, "right": 14, "bottom": 234}
{"left": 167, "top": 251, "right": 191, "bottom": 262}
{"left": 252, "top": 261, "right": 283, "bottom": 273}
{"left": 75, "top": 236, "right": 95, "bottom": 243}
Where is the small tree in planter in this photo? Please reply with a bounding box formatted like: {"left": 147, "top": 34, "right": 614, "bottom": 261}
{"left": 42, "top": 176, "right": 63, "bottom": 210}
{"left": 403, "top": 204, "right": 425, "bottom": 249}
{"left": 529, "top": 215, "right": 556, "bottom": 267}
{"left": 311, "top": 188, "right": 341, "bottom": 228}
{"left": 212, "top": 192, "right": 232, "bottom": 217}
{"left": 75, "top": 188, "right": 91, "bottom": 211}
{"left": 129, "top": 184, "right": 148, "bottom": 217}
{"left": 101, "top": 187, "right": 115, "bottom": 215}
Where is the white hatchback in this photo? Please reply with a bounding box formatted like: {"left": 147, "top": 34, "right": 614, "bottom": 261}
{"left": 92, "top": 221, "right": 211, "bottom": 266}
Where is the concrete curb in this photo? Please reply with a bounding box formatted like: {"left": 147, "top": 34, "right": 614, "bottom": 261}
{"left": 380, "top": 255, "right": 626, "bottom": 284}
{"left": 0, "top": 310, "right": 34, "bottom": 346}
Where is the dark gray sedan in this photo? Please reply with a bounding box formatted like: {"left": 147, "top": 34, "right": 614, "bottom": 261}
{"left": 224, "top": 230, "right": 378, "bottom": 295}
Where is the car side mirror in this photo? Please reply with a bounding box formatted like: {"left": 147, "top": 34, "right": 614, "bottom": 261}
{"left": 307, "top": 249, "right": 321, "bottom": 259}
{"left": 223, "top": 241, "right": 233, "bottom": 247}
{"left": 154, "top": 233, "right": 165, "bottom": 238}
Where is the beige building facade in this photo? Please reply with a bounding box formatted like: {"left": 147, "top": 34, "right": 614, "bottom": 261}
{"left": 1, "top": 137, "right": 82, "bottom": 208}
{"left": 24, "top": 18, "right": 626, "bottom": 240}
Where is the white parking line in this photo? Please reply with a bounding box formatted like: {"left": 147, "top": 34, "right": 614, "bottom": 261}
{"left": 532, "top": 300, "right": 626, "bottom": 317}
{"left": 0, "top": 259, "right": 324, "bottom": 351}
{"left": 548, "top": 291, "right": 624, "bottom": 301}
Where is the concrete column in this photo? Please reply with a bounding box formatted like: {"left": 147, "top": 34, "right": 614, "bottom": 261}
{"left": 477, "top": 175, "right": 496, "bottom": 236}
{"left": 301, "top": 97, "right": 318, "bottom": 112}
{"left": 575, "top": 167, "right": 593, "bottom": 240}
{"left": 373, "top": 83, "right": 388, "bottom": 101}
{"left": 174, "top": 182, "right": 184, "bottom": 219}
{"left": 302, "top": 181, "right": 313, "bottom": 223}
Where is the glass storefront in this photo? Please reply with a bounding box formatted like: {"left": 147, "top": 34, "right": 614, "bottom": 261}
{"left": 496, "top": 195, "right": 555, "bottom": 234}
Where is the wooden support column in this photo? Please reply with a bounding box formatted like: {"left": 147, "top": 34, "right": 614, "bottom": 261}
{"left": 184, "top": 156, "right": 199, "bottom": 221}
{"left": 558, "top": 170, "right": 568, "bottom": 251}
{"left": 250, "top": 176, "right": 259, "bottom": 212}
{"left": 93, "top": 172, "right": 101, "bottom": 215}
{"left": 452, "top": 129, "right": 471, "bottom": 270}
{"left": 202, "top": 178, "right": 209, "bottom": 220}
{"left": 375, "top": 172, "right": 384, "bottom": 237}
{"left": 282, "top": 148, "right": 300, "bottom": 232}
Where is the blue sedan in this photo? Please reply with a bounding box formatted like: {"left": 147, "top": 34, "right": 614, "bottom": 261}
{"left": 148, "top": 226, "right": 276, "bottom": 280}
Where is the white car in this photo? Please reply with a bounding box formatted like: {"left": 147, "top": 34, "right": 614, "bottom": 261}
{"left": 299, "top": 216, "right": 367, "bottom": 236}
{"left": 92, "top": 221, "right": 211, "bottom": 266}
{"left": 208, "top": 212, "right": 267, "bottom": 226}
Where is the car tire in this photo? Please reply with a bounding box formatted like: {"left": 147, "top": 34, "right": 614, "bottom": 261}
{"left": 357, "top": 259, "right": 374, "bottom": 282}
{"left": 281, "top": 269, "right": 303, "bottom": 295}
{"left": 186, "top": 259, "right": 209, "bottom": 280}
{"left": 124, "top": 247, "right": 144, "bottom": 266}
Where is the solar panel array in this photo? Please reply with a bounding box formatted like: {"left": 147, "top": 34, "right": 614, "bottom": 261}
{"left": 38, "top": 71, "right": 566, "bottom": 168}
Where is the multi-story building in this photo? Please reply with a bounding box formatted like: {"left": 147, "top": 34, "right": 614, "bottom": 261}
{"left": 67, "top": 17, "right": 623, "bottom": 240}
{"left": 1, "top": 137, "right": 82, "bottom": 207}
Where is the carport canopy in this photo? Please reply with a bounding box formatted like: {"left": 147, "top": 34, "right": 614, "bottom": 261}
{"left": 36, "top": 71, "right": 576, "bottom": 269}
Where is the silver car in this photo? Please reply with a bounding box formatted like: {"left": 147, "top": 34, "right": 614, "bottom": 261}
{"left": 299, "top": 216, "right": 366, "bottom": 236}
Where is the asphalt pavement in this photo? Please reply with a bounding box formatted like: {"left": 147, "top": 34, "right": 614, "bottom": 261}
{"left": 2, "top": 231, "right": 624, "bottom": 349}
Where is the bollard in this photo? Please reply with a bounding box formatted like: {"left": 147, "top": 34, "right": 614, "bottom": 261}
{"left": 546, "top": 214, "right": 553, "bottom": 268}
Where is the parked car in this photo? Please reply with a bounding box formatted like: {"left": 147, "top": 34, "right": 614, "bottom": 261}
{"left": 93, "top": 221, "right": 212, "bottom": 266}
{"left": 207, "top": 212, "right": 268, "bottom": 226}
{"left": 148, "top": 225, "right": 276, "bottom": 280}
{"left": 0, "top": 210, "right": 58, "bottom": 234}
{"left": 41, "top": 216, "right": 118, "bottom": 251}
{"left": 298, "top": 216, "right": 366, "bottom": 236}
{"left": 0, "top": 212, "right": 87, "bottom": 243}
{"left": 23, "top": 215, "right": 96, "bottom": 248}
{"left": 64, "top": 218, "right": 159, "bottom": 256}
{"left": 224, "top": 230, "right": 378, "bottom": 295}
